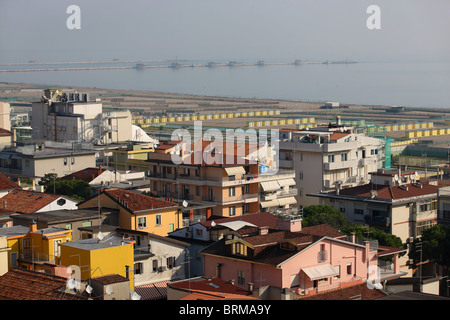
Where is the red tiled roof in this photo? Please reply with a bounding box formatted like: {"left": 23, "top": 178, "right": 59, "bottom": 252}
{"left": 202, "top": 223, "right": 345, "bottom": 267}
{"left": 0, "top": 268, "right": 86, "bottom": 300}
{"left": 299, "top": 283, "right": 386, "bottom": 300}
{"left": 331, "top": 183, "right": 438, "bottom": 201}
{"left": 329, "top": 132, "right": 350, "bottom": 141}
{"left": 0, "top": 172, "right": 20, "bottom": 191}
{"left": 169, "top": 277, "right": 250, "bottom": 296}
{"left": 91, "top": 274, "right": 129, "bottom": 285}
{"left": 103, "top": 189, "right": 179, "bottom": 213}
{"left": 0, "top": 189, "right": 63, "bottom": 214}
{"left": 135, "top": 280, "right": 170, "bottom": 300}
{"left": 60, "top": 167, "right": 104, "bottom": 182}
{"left": 0, "top": 128, "right": 12, "bottom": 135}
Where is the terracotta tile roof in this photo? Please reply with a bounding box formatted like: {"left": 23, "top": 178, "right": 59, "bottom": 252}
{"left": 169, "top": 277, "right": 256, "bottom": 300}
{"left": 0, "top": 268, "right": 86, "bottom": 300}
{"left": 329, "top": 132, "right": 350, "bottom": 141}
{"left": 0, "top": 189, "right": 63, "bottom": 214}
{"left": 201, "top": 223, "right": 344, "bottom": 267}
{"left": 299, "top": 283, "right": 386, "bottom": 300}
{"left": 170, "top": 277, "right": 250, "bottom": 295}
{"left": 91, "top": 274, "right": 129, "bottom": 285}
{"left": 60, "top": 167, "right": 104, "bottom": 182}
{"left": 103, "top": 188, "right": 179, "bottom": 213}
{"left": 135, "top": 280, "right": 171, "bottom": 300}
{"left": 330, "top": 183, "right": 438, "bottom": 201}
{"left": 0, "top": 172, "right": 20, "bottom": 191}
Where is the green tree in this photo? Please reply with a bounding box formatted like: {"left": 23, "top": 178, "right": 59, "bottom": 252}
{"left": 409, "top": 224, "right": 450, "bottom": 277}
{"left": 302, "top": 205, "right": 351, "bottom": 230}
{"left": 38, "top": 173, "right": 58, "bottom": 186}
{"left": 302, "top": 205, "right": 404, "bottom": 253}
{"left": 46, "top": 180, "right": 92, "bottom": 201}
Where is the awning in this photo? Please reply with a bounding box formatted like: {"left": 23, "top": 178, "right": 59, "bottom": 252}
{"left": 277, "top": 197, "right": 297, "bottom": 206}
{"left": 260, "top": 181, "right": 280, "bottom": 192}
{"left": 278, "top": 178, "right": 296, "bottom": 187}
{"left": 134, "top": 280, "right": 170, "bottom": 300}
{"left": 302, "top": 264, "right": 339, "bottom": 281}
{"left": 260, "top": 199, "right": 279, "bottom": 208}
{"left": 224, "top": 166, "right": 246, "bottom": 176}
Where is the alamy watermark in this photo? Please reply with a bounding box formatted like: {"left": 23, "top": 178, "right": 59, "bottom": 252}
{"left": 170, "top": 121, "right": 279, "bottom": 174}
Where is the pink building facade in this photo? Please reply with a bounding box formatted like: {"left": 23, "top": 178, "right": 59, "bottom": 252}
{"left": 202, "top": 219, "right": 404, "bottom": 299}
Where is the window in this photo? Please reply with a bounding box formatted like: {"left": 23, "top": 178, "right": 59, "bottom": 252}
{"left": 354, "top": 209, "right": 364, "bottom": 215}
{"left": 328, "top": 154, "right": 335, "bottom": 163}
{"left": 65, "top": 223, "right": 72, "bottom": 230}
{"left": 238, "top": 270, "right": 245, "bottom": 285}
{"left": 233, "top": 242, "right": 247, "bottom": 256}
{"left": 354, "top": 151, "right": 358, "bottom": 159}
{"left": 152, "top": 259, "right": 158, "bottom": 272}
{"left": 57, "top": 198, "right": 66, "bottom": 206}
{"left": 10, "top": 252, "right": 18, "bottom": 267}
{"left": 63, "top": 158, "right": 67, "bottom": 166}
{"left": 347, "top": 263, "right": 352, "bottom": 275}
{"left": 156, "top": 214, "right": 161, "bottom": 226}
{"left": 245, "top": 203, "right": 250, "bottom": 213}
{"left": 196, "top": 228, "right": 204, "bottom": 237}
{"left": 169, "top": 223, "right": 174, "bottom": 233}
{"left": 25, "top": 159, "right": 30, "bottom": 167}
{"left": 71, "top": 157, "right": 75, "bottom": 165}
{"left": 298, "top": 171, "right": 304, "bottom": 180}
{"left": 153, "top": 181, "right": 157, "bottom": 191}
{"left": 196, "top": 186, "right": 200, "bottom": 196}
{"left": 229, "top": 206, "right": 236, "bottom": 216}
{"left": 229, "top": 187, "right": 235, "bottom": 197}
{"left": 341, "top": 153, "right": 348, "bottom": 161}
{"left": 167, "top": 256, "right": 176, "bottom": 269}
{"left": 135, "top": 262, "right": 143, "bottom": 275}
{"left": 23, "top": 238, "right": 31, "bottom": 256}
{"left": 137, "top": 216, "right": 147, "bottom": 229}
{"left": 333, "top": 265, "right": 341, "bottom": 279}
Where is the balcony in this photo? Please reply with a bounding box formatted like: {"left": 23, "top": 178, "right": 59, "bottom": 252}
{"left": 324, "top": 159, "right": 358, "bottom": 171}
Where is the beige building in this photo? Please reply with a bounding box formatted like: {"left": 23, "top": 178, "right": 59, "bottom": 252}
{"left": 0, "top": 144, "right": 96, "bottom": 178}
{"left": 0, "top": 236, "right": 10, "bottom": 276}
{"left": 309, "top": 169, "right": 438, "bottom": 276}
{"left": 279, "top": 125, "right": 385, "bottom": 207}
{"left": 0, "top": 102, "right": 10, "bottom": 132}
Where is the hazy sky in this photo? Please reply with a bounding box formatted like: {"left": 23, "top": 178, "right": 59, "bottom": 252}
{"left": 1, "top": 0, "right": 450, "bottom": 63}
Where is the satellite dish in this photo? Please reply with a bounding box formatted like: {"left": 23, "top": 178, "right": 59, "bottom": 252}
{"left": 211, "top": 221, "right": 216, "bottom": 227}
{"left": 98, "top": 232, "right": 105, "bottom": 241}
{"left": 66, "top": 278, "right": 75, "bottom": 290}
{"left": 410, "top": 174, "right": 416, "bottom": 180}
{"left": 182, "top": 200, "right": 188, "bottom": 207}
{"left": 415, "top": 171, "right": 419, "bottom": 177}
{"left": 85, "top": 285, "right": 93, "bottom": 294}
{"left": 105, "top": 285, "right": 114, "bottom": 295}
{"left": 394, "top": 174, "right": 399, "bottom": 181}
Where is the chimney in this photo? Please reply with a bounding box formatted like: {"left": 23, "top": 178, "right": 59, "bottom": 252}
{"left": 248, "top": 282, "right": 254, "bottom": 292}
{"left": 350, "top": 232, "right": 356, "bottom": 243}
{"left": 259, "top": 226, "right": 269, "bottom": 236}
{"left": 2, "top": 201, "right": 6, "bottom": 210}
{"left": 230, "top": 279, "right": 235, "bottom": 285}
{"left": 30, "top": 221, "right": 37, "bottom": 232}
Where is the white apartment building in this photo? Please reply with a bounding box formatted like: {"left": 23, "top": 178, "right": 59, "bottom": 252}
{"left": 279, "top": 125, "right": 385, "bottom": 207}
{"left": 31, "top": 89, "right": 133, "bottom": 145}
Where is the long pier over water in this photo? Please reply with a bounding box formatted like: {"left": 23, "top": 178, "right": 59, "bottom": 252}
{"left": 0, "top": 59, "right": 356, "bottom": 73}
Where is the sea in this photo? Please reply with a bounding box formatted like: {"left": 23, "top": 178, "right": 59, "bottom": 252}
{"left": 1, "top": 59, "right": 450, "bottom": 109}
